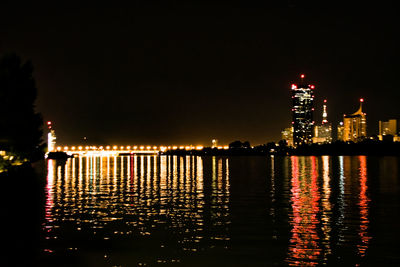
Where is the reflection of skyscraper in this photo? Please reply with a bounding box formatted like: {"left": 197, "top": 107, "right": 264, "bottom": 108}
{"left": 313, "top": 99, "right": 332, "bottom": 143}
{"left": 343, "top": 99, "right": 367, "bottom": 142}
{"left": 291, "top": 75, "right": 314, "bottom": 146}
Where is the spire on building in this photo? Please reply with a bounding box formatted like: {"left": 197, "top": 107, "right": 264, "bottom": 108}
{"left": 352, "top": 98, "right": 365, "bottom": 116}
{"left": 322, "top": 99, "right": 328, "bottom": 124}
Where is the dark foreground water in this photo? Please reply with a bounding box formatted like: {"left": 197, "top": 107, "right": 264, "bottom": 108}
{"left": 3, "top": 156, "right": 400, "bottom": 266}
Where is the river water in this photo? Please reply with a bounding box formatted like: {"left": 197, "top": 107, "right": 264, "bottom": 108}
{"left": 6, "top": 155, "right": 400, "bottom": 266}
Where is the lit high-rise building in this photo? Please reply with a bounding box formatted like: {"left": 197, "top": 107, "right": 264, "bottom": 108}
{"left": 379, "top": 119, "right": 397, "bottom": 136}
{"left": 313, "top": 99, "right": 332, "bottom": 144}
{"left": 378, "top": 119, "right": 398, "bottom": 141}
{"left": 281, "top": 127, "right": 294, "bottom": 147}
{"left": 337, "top": 122, "right": 344, "bottom": 141}
{"left": 343, "top": 99, "right": 367, "bottom": 142}
{"left": 291, "top": 74, "right": 314, "bottom": 146}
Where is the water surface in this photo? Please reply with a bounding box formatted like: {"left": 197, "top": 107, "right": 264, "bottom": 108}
{"left": 16, "top": 156, "right": 400, "bottom": 265}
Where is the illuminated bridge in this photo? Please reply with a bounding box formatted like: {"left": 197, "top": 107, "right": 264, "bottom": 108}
{"left": 53, "top": 145, "right": 230, "bottom": 156}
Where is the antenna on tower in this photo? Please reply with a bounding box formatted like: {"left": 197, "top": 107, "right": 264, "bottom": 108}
{"left": 322, "top": 99, "right": 328, "bottom": 124}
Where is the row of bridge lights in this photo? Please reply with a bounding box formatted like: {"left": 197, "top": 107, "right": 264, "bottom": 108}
{"left": 56, "top": 145, "right": 224, "bottom": 152}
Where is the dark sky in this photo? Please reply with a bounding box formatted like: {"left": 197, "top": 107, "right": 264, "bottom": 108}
{"left": 1, "top": 1, "right": 399, "bottom": 146}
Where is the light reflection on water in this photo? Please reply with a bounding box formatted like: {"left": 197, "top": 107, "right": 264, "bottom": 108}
{"left": 41, "top": 155, "right": 399, "bottom": 266}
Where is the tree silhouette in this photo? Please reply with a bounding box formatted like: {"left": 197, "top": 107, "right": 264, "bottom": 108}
{"left": 0, "top": 53, "right": 43, "bottom": 161}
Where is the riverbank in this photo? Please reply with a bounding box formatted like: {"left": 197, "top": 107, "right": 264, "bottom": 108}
{"left": 161, "top": 141, "right": 400, "bottom": 156}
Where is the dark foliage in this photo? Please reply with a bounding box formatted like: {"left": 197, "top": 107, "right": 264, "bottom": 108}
{"left": 0, "top": 53, "right": 43, "bottom": 160}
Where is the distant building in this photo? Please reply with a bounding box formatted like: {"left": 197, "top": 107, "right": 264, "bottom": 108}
{"left": 47, "top": 121, "right": 57, "bottom": 152}
{"left": 281, "top": 127, "right": 294, "bottom": 147}
{"left": 313, "top": 99, "right": 332, "bottom": 144}
{"left": 291, "top": 74, "right": 314, "bottom": 146}
{"left": 343, "top": 99, "right": 367, "bottom": 142}
{"left": 337, "top": 122, "right": 344, "bottom": 141}
{"left": 211, "top": 139, "right": 218, "bottom": 148}
{"left": 378, "top": 119, "right": 399, "bottom": 141}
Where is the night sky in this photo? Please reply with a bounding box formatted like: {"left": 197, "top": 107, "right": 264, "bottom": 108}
{"left": 1, "top": 1, "right": 399, "bottom": 146}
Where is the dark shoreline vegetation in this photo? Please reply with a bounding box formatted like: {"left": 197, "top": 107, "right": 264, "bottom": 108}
{"left": 0, "top": 53, "right": 44, "bottom": 172}
{"left": 161, "top": 140, "right": 400, "bottom": 156}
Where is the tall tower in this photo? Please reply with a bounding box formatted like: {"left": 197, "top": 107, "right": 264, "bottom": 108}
{"left": 47, "top": 121, "right": 57, "bottom": 152}
{"left": 343, "top": 99, "right": 367, "bottom": 142}
{"left": 322, "top": 99, "right": 328, "bottom": 124}
{"left": 291, "top": 74, "right": 314, "bottom": 146}
{"left": 313, "top": 99, "right": 332, "bottom": 143}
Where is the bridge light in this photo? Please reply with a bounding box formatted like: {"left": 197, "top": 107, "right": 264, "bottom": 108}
{"left": 120, "top": 146, "right": 124, "bottom": 150}
{"left": 179, "top": 146, "right": 184, "bottom": 150}
{"left": 140, "top": 146, "right": 144, "bottom": 150}
{"left": 196, "top": 146, "right": 204, "bottom": 150}
{"left": 127, "top": 146, "right": 131, "bottom": 150}
{"left": 78, "top": 146, "right": 83, "bottom": 150}
{"left": 106, "top": 146, "right": 110, "bottom": 150}
{"left": 71, "top": 146, "right": 76, "bottom": 150}
{"left": 113, "top": 146, "right": 117, "bottom": 150}
{"left": 146, "top": 146, "right": 151, "bottom": 150}
{"left": 133, "top": 146, "right": 138, "bottom": 150}
{"left": 64, "top": 146, "right": 69, "bottom": 150}
{"left": 57, "top": 146, "right": 62, "bottom": 151}
{"left": 172, "top": 146, "right": 178, "bottom": 150}
{"left": 153, "top": 146, "right": 157, "bottom": 150}
{"left": 99, "top": 146, "right": 103, "bottom": 150}
{"left": 93, "top": 146, "right": 97, "bottom": 150}
{"left": 223, "top": 146, "right": 229, "bottom": 149}
{"left": 85, "top": 146, "right": 89, "bottom": 150}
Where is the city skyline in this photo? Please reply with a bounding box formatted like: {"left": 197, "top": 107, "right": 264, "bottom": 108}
{"left": 1, "top": 2, "right": 399, "bottom": 145}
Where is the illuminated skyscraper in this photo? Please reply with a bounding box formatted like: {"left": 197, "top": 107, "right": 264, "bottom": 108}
{"left": 291, "top": 74, "right": 314, "bottom": 146}
{"left": 343, "top": 99, "right": 367, "bottom": 142}
{"left": 313, "top": 99, "right": 332, "bottom": 143}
